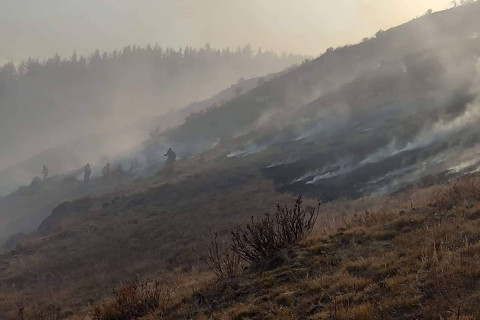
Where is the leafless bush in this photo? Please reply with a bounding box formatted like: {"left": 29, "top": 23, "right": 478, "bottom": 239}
{"left": 91, "top": 280, "right": 173, "bottom": 320}
{"left": 202, "top": 233, "right": 243, "bottom": 280}
{"left": 231, "top": 196, "right": 320, "bottom": 269}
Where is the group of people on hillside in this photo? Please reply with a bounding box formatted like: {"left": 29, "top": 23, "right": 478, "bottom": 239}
{"left": 41, "top": 163, "right": 92, "bottom": 182}
{"left": 40, "top": 147, "right": 177, "bottom": 184}
{"left": 100, "top": 163, "right": 125, "bottom": 181}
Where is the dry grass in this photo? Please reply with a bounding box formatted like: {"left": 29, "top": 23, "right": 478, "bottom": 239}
{"left": 155, "top": 174, "right": 480, "bottom": 320}
{"left": 6, "top": 168, "right": 480, "bottom": 319}
{"left": 91, "top": 280, "right": 174, "bottom": 320}
{"left": 202, "top": 233, "right": 244, "bottom": 280}
{"left": 0, "top": 169, "right": 288, "bottom": 318}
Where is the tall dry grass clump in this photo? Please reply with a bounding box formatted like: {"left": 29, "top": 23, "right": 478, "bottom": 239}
{"left": 434, "top": 175, "right": 480, "bottom": 210}
{"left": 91, "top": 280, "right": 173, "bottom": 320}
{"left": 202, "top": 233, "right": 243, "bottom": 279}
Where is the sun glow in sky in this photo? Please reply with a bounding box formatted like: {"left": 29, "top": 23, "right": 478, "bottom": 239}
{"left": 0, "top": 0, "right": 452, "bottom": 63}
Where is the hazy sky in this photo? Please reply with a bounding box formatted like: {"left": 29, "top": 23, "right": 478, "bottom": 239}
{"left": 0, "top": 0, "right": 452, "bottom": 64}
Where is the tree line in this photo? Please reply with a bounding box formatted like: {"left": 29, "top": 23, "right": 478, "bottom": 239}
{"left": 0, "top": 44, "right": 303, "bottom": 170}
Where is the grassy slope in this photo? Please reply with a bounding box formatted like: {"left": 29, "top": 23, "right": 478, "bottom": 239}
{"left": 164, "top": 3, "right": 480, "bottom": 150}
{"left": 3, "top": 4, "right": 480, "bottom": 319}
{"left": 159, "top": 176, "right": 480, "bottom": 320}
{"left": 0, "top": 159, "right": 291, "bottom": 318}
{"left": 156, "top": 3, "right": 480, "bottom": 201}
{"left": 0, "top": 71, "right": 283, "bottom": 244}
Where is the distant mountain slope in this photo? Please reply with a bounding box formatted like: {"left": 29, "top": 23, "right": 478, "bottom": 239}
{"left": 4, "top": 2, "right": 480, "bottom": 248}
{"left": 0, "top": 44, "right": 303, "bottom": 180}
{"left": 0, "top": 71, "right": 283, "bottom": 244}
{"left": 164, "top": 4, "right": 480, "bottom": 145}
{"left": 144, "top": 2, "right": 480, "bottom": 200}
{"left": 4, "top": 3, "right": 480, "bottom": 318}
{"left": 0, "top": 68, "right": 287, "bottom": 196}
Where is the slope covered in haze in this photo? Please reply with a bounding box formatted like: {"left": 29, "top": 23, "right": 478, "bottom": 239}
{"left": 0, "top": 71, "right": 284, "bottom": 245}
{"left": 3, "top": 2, "right": 480, "bottom": 319}
{"left": 0, "top": 69, "right": 282, "bottom": 197}
{"left": 146, "top": 2, "right": 480, "bottom": 201}
{"left": 0, "top": 45, "right": 303, "bottom": 195}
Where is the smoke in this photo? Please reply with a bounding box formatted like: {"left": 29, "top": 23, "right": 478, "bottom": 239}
{"left": 266, "top": 155, "right": 300, "bottom": 168}
{"left": 3, "top": 2, "right": 480, "bottom": 243}
{"left": 227, "top": 143, "right": 267, "bottom": 158}
{"left": 0, "top": 46, "right": 303, "bottom": 195}
{"left": 294, "top": 103, "right": 351, "bottom": 142}
{"left": 291, "top": 90, "right": 480, "bottom": 190}
{"left": 358, "top": 101, "right": 480, "bottom": 168}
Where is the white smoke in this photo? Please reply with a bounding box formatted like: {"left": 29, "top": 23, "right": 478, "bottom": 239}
{"left": 227, "top": 143, "right": 267, "bottom": 158}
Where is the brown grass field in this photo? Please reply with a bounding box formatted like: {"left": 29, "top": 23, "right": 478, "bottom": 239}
{"left": 3, "top": 170, "right": 480, "bottom": 319}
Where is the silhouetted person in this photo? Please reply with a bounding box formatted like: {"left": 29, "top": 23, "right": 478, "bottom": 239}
{"left": 102, "top": 163, "right": 111, "bottom": 179}
{"left": 164, "top": 147, "right": 177, "bottom": 165}
{"left": 84, "top": 163, "right": 91, "bottom": 182}
{"left": 41, "top": 165, "right": 49, "bottom": 180}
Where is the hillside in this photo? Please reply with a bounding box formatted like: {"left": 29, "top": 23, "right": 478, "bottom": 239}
{"left": 6, "top": 172, "right": 480, "bottom": 319}
{"left": 158, "top": 175, "right": 480, "bottom": 319}
{"left": 2, "top": 2, "right": 480, "bottom": 319}
{"left": 0, "top": 157, "right": 289, "bottom": 317}
{"left": 134, "top": 3, "right": 480, "bottom": 204}
{"left": 0, "top": 45, "right": 303, "bottom": 195}
{"left": 0, "top": 68, "right": 277, "bottom": 196}
{"left": 0, "top": 70, "right": 284, "bottom": 245}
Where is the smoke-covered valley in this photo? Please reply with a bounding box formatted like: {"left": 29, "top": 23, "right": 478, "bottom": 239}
{"left": 0, "top": 45, "right": 303, "bottom": 195}
{"left": 4, "top": 2, "right": 480, "bottom": 318}
{"left": 3, "top": 2, "right": 480, "bottom": 244}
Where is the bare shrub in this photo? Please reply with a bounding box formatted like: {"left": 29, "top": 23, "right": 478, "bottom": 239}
{"left": 202, "top": 233, "right": 243, "bottom": 280}
{"left": 91, "top": 280, "right": 173, "bottom": 320}
{"left": 275, "top": 198, "right": 320, "bottom": 244}
{"left": 231, "top": 196, "right": 320, "bottom": 269}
